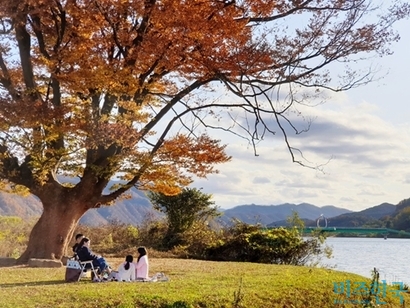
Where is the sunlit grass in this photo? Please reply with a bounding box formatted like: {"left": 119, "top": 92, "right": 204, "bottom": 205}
{"left": 0, "top": 258, "right": 407, "bottom": 308}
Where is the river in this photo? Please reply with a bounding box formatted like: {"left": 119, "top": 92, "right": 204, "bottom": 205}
{"left": 321, "top": 237, "right": 410, "bottom": 285}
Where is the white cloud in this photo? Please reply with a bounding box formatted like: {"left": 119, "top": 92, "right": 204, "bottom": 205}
{"left": 252, "top": 177, "right": 271, "bottom": 184}
{"left": 404, "top": 174, "right": 410, "bottom": 184}
{"left": 193, "top": 95, "right": 410, "bottom": 212}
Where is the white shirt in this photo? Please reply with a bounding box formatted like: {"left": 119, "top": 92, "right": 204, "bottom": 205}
{"left": 135, "top": 255, "right": 149, "bottom": 279}
{"left": 117, "top": 262, "right": 136, "bottom": 281}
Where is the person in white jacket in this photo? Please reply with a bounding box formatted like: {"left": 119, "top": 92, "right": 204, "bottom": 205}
{"left": 135, "top": 246, "right": 149, "bottom": 280}
{"left": 117, "top": 255, "right": 136, "bottom": 282}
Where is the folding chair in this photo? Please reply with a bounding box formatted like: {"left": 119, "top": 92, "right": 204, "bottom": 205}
{"left": 78, "top": 260, "right": 101, "bottom": 282}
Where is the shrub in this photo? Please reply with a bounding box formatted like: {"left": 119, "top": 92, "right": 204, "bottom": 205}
{"left": 137, "top": 219, "right": 169, "bottom": 250}
{"left": 169, "top": 221, "right": 222, "bottom": 259}
{"left": 0, "top": 216, "right": 36, "bottom": 258}
{"left": 205, "top": 221, "right": 329, "bottom": 265}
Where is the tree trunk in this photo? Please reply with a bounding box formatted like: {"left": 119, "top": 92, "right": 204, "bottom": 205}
{"left": 17, "top": 198, "right": 87, "bottom": 264}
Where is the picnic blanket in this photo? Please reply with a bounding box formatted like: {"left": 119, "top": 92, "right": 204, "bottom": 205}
{"left": 99, "top": 272, "right": 169, "bottom": 283}
{"left": 144, "top": 272, "right": 170, "bottom": 282}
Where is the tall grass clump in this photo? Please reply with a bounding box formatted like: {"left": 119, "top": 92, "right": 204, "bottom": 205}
{"left": 0, "top": 216, "right": 36, "bottom": 258}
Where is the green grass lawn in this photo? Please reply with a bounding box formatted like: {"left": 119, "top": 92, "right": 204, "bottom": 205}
{"left": 0, "top": 258, "right": 407, "bottom": 308}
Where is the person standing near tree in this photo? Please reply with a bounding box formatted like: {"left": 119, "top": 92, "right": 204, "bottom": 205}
{"left": 135, "top": 247, "right": 149, "bottom": 280}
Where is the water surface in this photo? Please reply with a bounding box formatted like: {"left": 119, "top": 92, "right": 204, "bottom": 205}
{"left": 322, "top": 237, "right": 410, "bottom": 284}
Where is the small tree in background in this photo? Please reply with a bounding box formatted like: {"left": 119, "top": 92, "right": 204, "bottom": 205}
{"left": 148, "top": 187, "right": 220, "bottom": 249}
{"left": 287, "top": 210, "right": 306, "bottom": 234}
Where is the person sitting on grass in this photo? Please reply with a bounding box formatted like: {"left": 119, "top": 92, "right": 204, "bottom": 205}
{"left": 76, "top": 237, "right": 111, "bottom": 278}
{"left": 117, "top": 255, "right": 136, "bottom": 282}
{"left": 135, "top": 246, "right": 149, "bottom": 280}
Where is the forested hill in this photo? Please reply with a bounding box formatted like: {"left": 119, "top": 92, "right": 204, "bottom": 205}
{"left": 269, "top": 201, "right": 410, "bottom": 232}
{"left": 317, "top": 203, "right": 396, "bottom": 227}
{"left": 219, "top": 203, "right": 352, "bottom": 226}
{"left": 0, "top": 188, "right": 161, "bottom": 226}
{"left": 0, "top": 193, "right": 351, "bottom": 226}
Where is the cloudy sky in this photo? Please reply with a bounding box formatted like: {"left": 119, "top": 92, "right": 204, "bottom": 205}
{"left": 193, "top": 18, "right": 410, "bottom": 212}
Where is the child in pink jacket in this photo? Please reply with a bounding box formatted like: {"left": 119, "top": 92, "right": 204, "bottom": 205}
{"left": 135, "top": 246, "right": 149, "bottom": 280}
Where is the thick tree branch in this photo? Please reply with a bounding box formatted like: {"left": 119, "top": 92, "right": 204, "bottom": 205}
{"left": 98, "top": 78, "right": 215, "bottom": 203}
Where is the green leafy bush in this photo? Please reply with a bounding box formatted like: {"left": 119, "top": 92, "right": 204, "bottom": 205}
{"left": 169, "top": 221, "right": 222, "bottom": 259}
{"left": 205, "top": 221, "right": 329, "bottom": 265}
{"left": 137, "top": 219, "right": 169, "bottom": 250}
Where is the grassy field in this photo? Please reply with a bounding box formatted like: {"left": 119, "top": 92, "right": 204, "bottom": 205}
{"left": 0, "top": 258, "right": 407, "bottom": 308}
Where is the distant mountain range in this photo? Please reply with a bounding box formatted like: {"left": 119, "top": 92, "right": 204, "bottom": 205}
{"left": 0, "top": 189, "right": 409, "bottom": 231}
{"left": 267, "top": 202, "right": 396, "bottom": 228}
{"left": 305, "top": 203, "right": 396, "bottom": 227}
{"left": 0, "top": 188, "right": 162, "bottom": 226}
{"left": 218, "top": 203, "right": 352, "bottom": 226}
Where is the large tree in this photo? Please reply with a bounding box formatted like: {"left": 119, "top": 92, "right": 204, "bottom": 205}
{"left": 0, "top": 0, "right": 408, "bottom": 262}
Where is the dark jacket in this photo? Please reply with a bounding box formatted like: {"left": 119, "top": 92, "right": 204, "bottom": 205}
{"left": 76, "top": 246, "right": 99, "bottom": 262}
{"left": 72, "top": 243, "right": 80, "bottom": 254}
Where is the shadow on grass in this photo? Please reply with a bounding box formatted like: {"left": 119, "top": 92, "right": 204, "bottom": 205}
{"left": 0, "top": 264, "right": 23, "bottom": 268}
{"left": 0, "top": 280, "right": 74, "bottom": 288}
